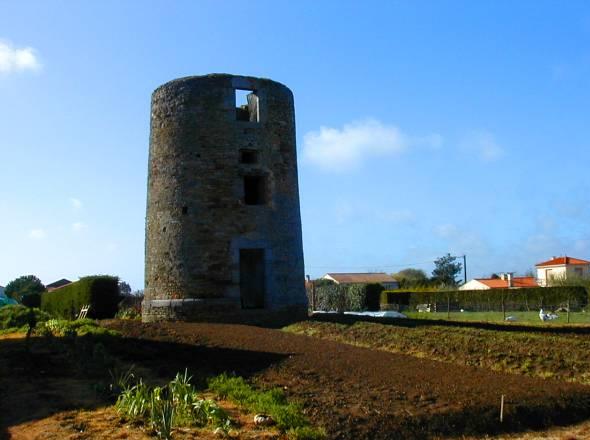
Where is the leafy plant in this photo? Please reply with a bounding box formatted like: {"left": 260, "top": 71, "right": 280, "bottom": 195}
{"left": 116, "top": 370, "right": 233, "bottom": 437}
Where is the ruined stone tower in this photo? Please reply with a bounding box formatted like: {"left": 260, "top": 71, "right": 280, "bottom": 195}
{"left": 143, "top": 74, "right": 307, "bottom": 322}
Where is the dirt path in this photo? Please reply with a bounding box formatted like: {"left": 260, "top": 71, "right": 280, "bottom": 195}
{"left": 104, "top": 320, "right": 590, "bottom": 439}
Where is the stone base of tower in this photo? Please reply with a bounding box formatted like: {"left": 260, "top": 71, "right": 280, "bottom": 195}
{"left": 141, "top": 298, "right": 308, "bottom": 327}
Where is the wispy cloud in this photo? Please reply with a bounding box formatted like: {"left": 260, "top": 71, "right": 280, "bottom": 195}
{"left": 28, "top": 228, "right": 46, "bottom": 239}
{"left": 0, "top": 40, "right": 41, "bottom": 74}
{"left": 69, "top": 198, "right": 82, "bottom": 209}
{"left": 462, "top": 131, "right": 504, "bottom": 162}
{"left": 72, "top": 222, "right": 87, "bottom": 232}
{"left": 303, "top": 119, "right": 442, "bottom": 172}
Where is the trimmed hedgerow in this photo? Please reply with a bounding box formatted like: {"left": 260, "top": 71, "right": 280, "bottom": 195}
{"left": 315, "top": 283, "right": 384, "bottom": 312}
{"left": 41, "top": 276, "right": 120, "bottom": 319}
{"left": 381, "top": 286, "right": 588, "bottom": 312}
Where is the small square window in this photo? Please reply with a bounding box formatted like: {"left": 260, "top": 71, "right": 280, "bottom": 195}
{"left": 240, "top": 149, "right": 258, "bottom": 164}
{"left": 244, "top": 175, "right": 265, "bottom": 205}
{"left": 235, "top": 89, "right": 259, "bottom": 122}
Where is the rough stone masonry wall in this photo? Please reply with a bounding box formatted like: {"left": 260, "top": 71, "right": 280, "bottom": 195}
{"left": 143, "top": 74, "right": 307, "bottom": 322}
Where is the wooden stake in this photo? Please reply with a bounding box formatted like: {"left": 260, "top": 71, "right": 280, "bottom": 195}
{"left": 500, "top": 394, "right": 505, "bottom": 423}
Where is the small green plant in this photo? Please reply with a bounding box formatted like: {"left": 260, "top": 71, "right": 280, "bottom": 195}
{"left": 116, "top": 370, "right": 233, "bottom": 437}
{"left": 117, "top": 379, "right": 152, "bottom": 421}
{"left": 150, "top": 387, "right": 174, "bottom": 439}
{"left": 287, "top": 426, "right": 328, "bottom": 440}
{"left": 208, "top": 373, "right": 324, "bottom": 436}
{"left": 109, "top": 365, "right": 136, "bottom": 396}
{"left": 115, "top": 306, "right": 141, "bottom": 320}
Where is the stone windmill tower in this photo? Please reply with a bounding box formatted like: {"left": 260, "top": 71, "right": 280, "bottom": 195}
{"left": 143, "top": 74, "right": 307, "bottom": 322}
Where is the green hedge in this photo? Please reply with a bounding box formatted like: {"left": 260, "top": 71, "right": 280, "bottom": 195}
{"left": 313, "top": 283, "right": 384, "bottom": 312}
{"left": 381, "top": 286, "right": 588, "bottom": 312}
{"left": 41, "top": 276, "right": 120, "bottom": 319}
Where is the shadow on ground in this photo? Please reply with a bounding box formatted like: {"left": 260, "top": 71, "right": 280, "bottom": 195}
{"left": 0, "top": 333, "right": 287, "bottom": 439}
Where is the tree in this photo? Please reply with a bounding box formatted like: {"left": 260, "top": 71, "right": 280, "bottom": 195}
{"left": 431, "top": 254, "right": 462, "bottom": 287}
{"left": 119, "top": 281, "right": 132, "bottom": 296}
{"left": 392, "top": 268, "right": 429, "bottom": 288}
{"left": 5, "top": 275, "right": 45, "bottom": 303}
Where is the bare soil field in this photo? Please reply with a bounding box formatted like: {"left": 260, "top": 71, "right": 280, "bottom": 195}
{"left": 103, "top": 320, "right": 590, "bottom": 439}
{"left": 3, "top": 319, "right": 590, "bottom": 439}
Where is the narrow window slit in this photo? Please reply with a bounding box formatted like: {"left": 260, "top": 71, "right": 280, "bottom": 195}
{"left": 244, "top": 176, "right": 266, "bottom": 205}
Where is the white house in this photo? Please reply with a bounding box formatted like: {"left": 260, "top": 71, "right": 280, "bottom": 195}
{"left": 536, "top": 256, "right": 590, "bottom": 286}
{"left": 322, "top": 273, "right": 399, "bottom": 290}
{"left": 460, "top": 273, "right": 538, "bottom": 290}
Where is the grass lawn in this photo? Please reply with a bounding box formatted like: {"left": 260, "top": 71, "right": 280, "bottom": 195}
{"left": 403, "top": 310, "right": 590, "bottom": 324}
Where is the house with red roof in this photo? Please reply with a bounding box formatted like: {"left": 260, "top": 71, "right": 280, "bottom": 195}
{"left": 459, "top": 273, "right": 538, "bottom": 290}
{"left": 535, "top": 256, "right": 590, "bottom": 286}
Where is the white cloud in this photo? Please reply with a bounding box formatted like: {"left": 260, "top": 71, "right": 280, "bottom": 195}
{"left": 462, "top": 131, "right": 504, "bottom": 162}
{"left": 0, "top": 40, "right": 41, "bottom": 74}
{"left": 28, "top": 228, "right": 46, "bottom": 239}
{"left": 72, "top": 222, "right": 87, "bottom": 232}
{"left": 303, "top": 119, "right": 442, "bottom": 172}
{"left": 70, "top": 198, "right": 82, "bottom": 209}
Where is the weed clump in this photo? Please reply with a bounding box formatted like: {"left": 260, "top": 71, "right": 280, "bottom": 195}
{"left": 208, "top": 373, "right": 325, "bottom": 438}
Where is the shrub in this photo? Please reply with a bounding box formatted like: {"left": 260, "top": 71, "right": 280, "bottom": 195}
{"left": 0, "top": 305, "right": 50, "bottom": 331}
{"left": 41, "top": 276, "right": 120, "bottom": 319}
{"left": 314, "top": 283, "right": 384, "bottom": 312}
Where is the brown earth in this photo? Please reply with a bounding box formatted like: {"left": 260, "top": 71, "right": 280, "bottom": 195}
{"left": 101, "top": 320, "right": 590, "bottom": 440}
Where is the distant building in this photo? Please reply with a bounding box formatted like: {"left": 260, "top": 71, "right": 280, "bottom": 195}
{"left": 460, "top": 273, "right": 538, "bottom": 290}
{"left": 46, "top": 278, "right": 72, "bottom": 291}
{"left": 0, "top": 285, "right": 5, "bottom": 297}
{"left": 322, "top": 273, "right": 399, "bottom": 290}
{"left": 536, "top": 256, "right": 590, "bottom": 287}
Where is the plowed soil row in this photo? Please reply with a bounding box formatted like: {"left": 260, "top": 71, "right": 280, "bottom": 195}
{"left": 104, "top": 320, "right": 590, "bottom": 439}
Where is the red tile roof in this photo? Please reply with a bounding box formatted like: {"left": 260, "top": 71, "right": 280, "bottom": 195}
{"left": 475, "top": 277, "right": 538, "bottom": 289}
{"left": 325, "top": 273, "right": 398, "bottom": 284}
{"left": 535, "top": 256, "right": 590, "bottom": 267}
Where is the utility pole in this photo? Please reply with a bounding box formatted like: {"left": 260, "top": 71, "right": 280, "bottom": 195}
{"left": 463, "top": 254, "right": 467, "bottom": 284}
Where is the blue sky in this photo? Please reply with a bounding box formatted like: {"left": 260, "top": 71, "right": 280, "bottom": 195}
{"left": 1, "top": 1, "right": 589, "bottom": 290}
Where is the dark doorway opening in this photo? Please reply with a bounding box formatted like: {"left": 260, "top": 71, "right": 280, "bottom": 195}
{"left": 240, "top": 249, "right": 265, "bottom": 309}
